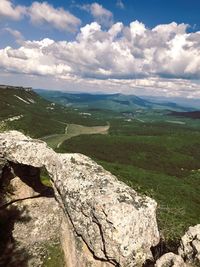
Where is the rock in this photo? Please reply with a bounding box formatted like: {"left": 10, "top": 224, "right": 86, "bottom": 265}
{"left": 60, "top": 216, "right": 114, "bottom": 267}
{"left": 0, "top": 131, "right": 160, "bottom": 267}
{"left": 0, "top": 167, "right": 63, "bottom": 267}
{"left": 9, "top": 176, "right": 39, "bottom": 200}
{"left": 179, "top": 224, "right": 200, "bottom": 266}
{"left": 12, "top": 196, "right": 63, "bottom": 267}
{"left": 155, "top": 252, "right": 187, "bottom": 267}
{"left": 0, "top": 152, "right": 8, "bottom": 206}
{"left": 0, "top": 153, "right": 6, "bottom": 179}
{"left": 0, "top": 175, "right": 63, "bottom": 266}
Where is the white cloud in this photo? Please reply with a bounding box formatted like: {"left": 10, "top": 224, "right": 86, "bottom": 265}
{"left": 82, "top": 2, "right": 113, "bottom": 27}
{"left": 0, "top": 1, "right": 81, "bottom": 32}
{"left": 4, "top": 27, "right": 24, "bottom": 44}
{"left": 7, "top": 48, "right": 28, "bottom": 60}
{"left": 0, "top": 0, "right": 26, "bottom": 20}
{"left": 28, "top": 1, "right": 81, "bottom": 32}
{"left": 0, "top": 21, "right": 200, "bottom": 97}
{"left": 116, "top": 0, "right": 125, "bottom": 9}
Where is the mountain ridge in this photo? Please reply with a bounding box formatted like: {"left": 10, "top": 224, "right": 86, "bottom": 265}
{"left": 35, "top": 89, "right": 192, "bottom": 112}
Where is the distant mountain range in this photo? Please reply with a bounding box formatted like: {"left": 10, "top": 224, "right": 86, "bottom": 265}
{"left": 35, "top": 89, "right": 193, "bottom": 112}
{"left": 140, "top": 95, "right": 200, "bottom": 110}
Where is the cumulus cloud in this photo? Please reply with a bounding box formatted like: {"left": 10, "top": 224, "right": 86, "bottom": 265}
{"left": 7, "top": 48, "right": 28, "bottom": 60}
{"left": 28, "top": 2, "right": 81, "bottom": 32}
{"left": 0, "top": 0, "right": 26, "bottom": 20}
{"left": 0, "top": 1, "right": 81, "bottom": 32}
{"left": 0, "top": 20, "right": 200, "bottom": 97}
{"left": 82, "top": 3, "right": 113, "bottom": 27}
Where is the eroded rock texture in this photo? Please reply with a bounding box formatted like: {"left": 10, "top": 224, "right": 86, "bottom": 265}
{"left": 0, "top": 131, "right": 160, "bottom": 267}
{"left": 0, "top": 151, "right": 6, "bottom": 180}
{"left": 10, "top": 177, "right": 63, "bottom": 267}
{"left": 155, "top": 252, "right": 187, "bottom": 267}
{"left": 179, "top": 224, "right": 200, "bottom": 266}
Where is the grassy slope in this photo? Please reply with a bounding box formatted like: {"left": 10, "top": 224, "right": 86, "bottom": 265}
{"left": 0, "top": 87, "right": 106, "bottom": 138}
{"left": 170, "top": 110, "right": 200, "bottom": 119}
{"left": 58, "top": 118, "right": 200, "bottom": 247}
{"left": 42, "top": 123, "right": 109, "bottom": 149}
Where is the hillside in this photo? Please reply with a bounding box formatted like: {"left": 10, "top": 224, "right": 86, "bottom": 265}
{"left": 35, "top": 89, "right": 189, "bottom": 112}
{"left": 1, "top": 85, "right": 200, "bottom": 254}
{"left": 0, "top": 85, "right": 105, "bottom": 138}
{"left": 170, "top": 111, "right": 200, "bottom": 119}
{"left": 141, "top": 95, "right": 200, "bottom": 110}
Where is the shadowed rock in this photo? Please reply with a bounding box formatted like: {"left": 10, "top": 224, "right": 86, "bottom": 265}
{"left": 0, "top": 131, "right": 160, "bottom": 267}
{"left": 179, "top": 224, "right": 200, "bottom": 266}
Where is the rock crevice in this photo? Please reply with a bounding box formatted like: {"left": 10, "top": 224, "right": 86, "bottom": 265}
{"left": 0, "top": 131, "right": 160, "bottom": 266}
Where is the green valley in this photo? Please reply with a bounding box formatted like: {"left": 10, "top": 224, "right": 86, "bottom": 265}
{"left": 1, "top": 85, "right": 200, "bottom": 251}
{"left": 57, "top": 119, "right": 200, "bottom": 249}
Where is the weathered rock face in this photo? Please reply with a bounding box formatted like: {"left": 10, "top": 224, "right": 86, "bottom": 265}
{"left": 179, "top": 224, "right": 200, "bottom": 266}
{"left": 0, "top": 152, "right": 6, "bottom": 179}
{"left": 10, "top": 178, "right": 63, "bottom": 267}
{"left": 155, "top": 252, "right": 187, "bottom": 267}
{"left": 60, "top": 216, "right": 114, "bottom": 267}
{"left": 0, "top": 131, "right": 160, "bottom": 267}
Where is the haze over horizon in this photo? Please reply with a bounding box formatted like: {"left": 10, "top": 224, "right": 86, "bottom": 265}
{"left": 0, "top": 0, "right": 200, "bottom": 98}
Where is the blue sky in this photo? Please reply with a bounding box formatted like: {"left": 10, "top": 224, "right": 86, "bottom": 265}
{"left": 15, "top": 0, "right": 200, "bottom": 28}
{"left": 3, "top": 0, "right": 200, "bottom": 42}
{"left": 0, "top": 0, "right": 200, "bottom": 97}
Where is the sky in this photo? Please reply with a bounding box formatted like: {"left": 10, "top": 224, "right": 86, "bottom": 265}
{"left": 0, "top": 0, "right": 200, "bottom": 98}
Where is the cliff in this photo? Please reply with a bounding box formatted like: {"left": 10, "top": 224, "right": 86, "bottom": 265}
{"left": 0, "top": 130, "right": 159, "bottom": 266}
{"left": 0, "top": 131, "right": 199, "bottom": 267}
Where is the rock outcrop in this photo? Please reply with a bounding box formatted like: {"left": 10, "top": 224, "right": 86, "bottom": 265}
{"left": 10, "top": 178, "right": 63, "bottom": 267}
{"left": 179, "top": 224, "right": 200, "bottom": 266}
{"left": 0, "top": 152, "right": 6, "bottom": 179}
{"left": 0, "top": 131, "right": 160, "bottom": 266}
{"left": 155, "top": 252, "right": 187, "bottom": 267}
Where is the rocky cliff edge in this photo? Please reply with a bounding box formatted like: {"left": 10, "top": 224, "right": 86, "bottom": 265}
{"left": 0, "top": 130, "right": 160, "bottom": 267}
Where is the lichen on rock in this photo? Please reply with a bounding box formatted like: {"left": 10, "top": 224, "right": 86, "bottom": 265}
{"left": 155, "top": 252, "right": 187, "bottom": 267}
{"left": 179, "top": 224, "right": 200, "bottom": 266}
{"left": 0, "top": 131, "right": 160, "bottom": 267}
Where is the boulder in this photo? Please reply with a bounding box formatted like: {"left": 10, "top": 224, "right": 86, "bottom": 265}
{"left": 0, "top": 131, "right": 160, "bottom": 267}
{"left": 12, "top": 196, "right": 63, "bottom": 267}
{"left": 9, "top": 176, "right": 38, "bottom": 200}
{"left": 0, "top": 163, "right": 63, "bottom": 267}
{"left": 179, "top": 224, "right": 200, "bottom": 266}
{"left": 155, "top": 252, "right": 186, "bottom": 267}
{"left": 0, "top": 153, "right": 6, "bottom": 179}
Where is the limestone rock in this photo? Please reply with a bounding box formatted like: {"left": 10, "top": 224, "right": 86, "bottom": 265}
{"left": 60, "top": 216, "right": 114, "bottom": 267}
{"left": 0, "top": 153, "right": 6, "bottom": 179}
{"left": 0, "top": 131, "right": 160, "bottom": 267}
{"left": 179, "top": 224, "right": 200, "bottom": 266}
{"left": 0, "top": 165, "right": 63, "bottom": 266}
{"left": 155, "top": 252, "right": 186, "bottom": 267}
{"left": 12, "top": 196, "right": 63, "bottom": 267}
{"left": 9, "top": 176, "right": 38, "bottom": 200}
